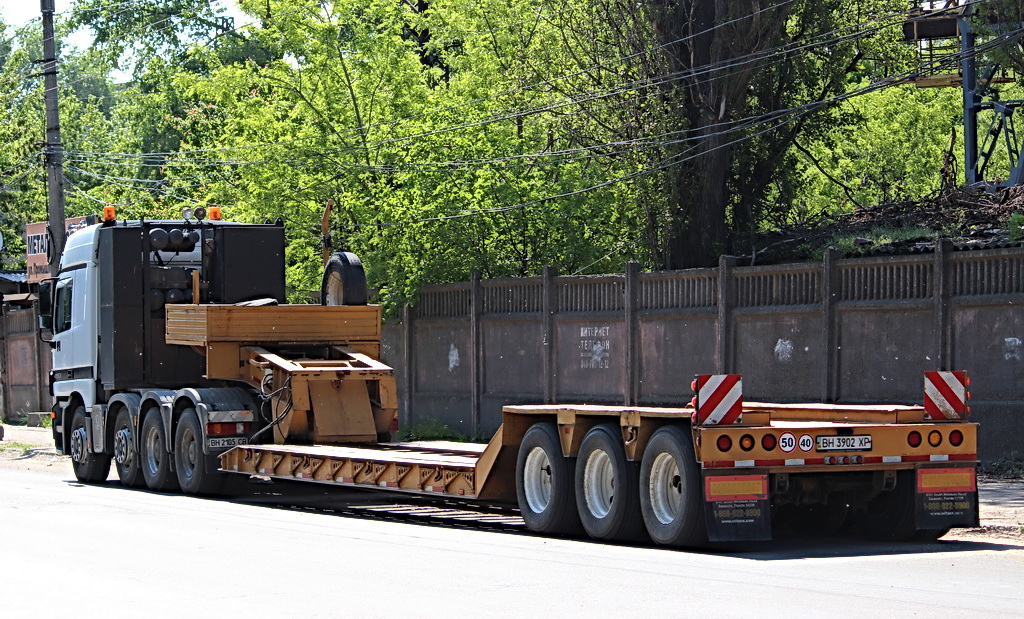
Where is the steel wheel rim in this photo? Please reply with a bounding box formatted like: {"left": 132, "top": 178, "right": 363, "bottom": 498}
{"left": 180, "top": 426, "right": 197, "bottom": 479}
{"left": 70, "top": 425, "right": 87, "bottom": 463}
{"left": 649, "top": 452, "right": 682, "bottom": 525}
{"left": 325, "top": 272, "right": 344, "bottom": 305}
{"left": 583, "top": 449, "right": 615, "bottom": 519}
{"left": 114, "top": 426, "right": 132, "bottom": 466}
{"left": 523, "top": 446, "right": 552, "bottom": 513}
{"left": 143, "top": 425, "right": 162, "bottom": 476}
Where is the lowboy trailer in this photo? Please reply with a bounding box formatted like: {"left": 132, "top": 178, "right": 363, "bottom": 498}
{"left": 40, "top": 209, "right": 979, "bottom": 547}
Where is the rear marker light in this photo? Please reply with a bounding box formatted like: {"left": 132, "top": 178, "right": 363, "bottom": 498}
{"left": 761, "top": 434, "right": 777, "bottom": 451}
{"left": 950, "top": 429, "right": 964, "bottom": 447}
{"left": 928, "top": 430, "right": 942, "bottom": 447}
{"left": 739, "top": 434, "right": 755, "bottom": 452}
{"left": 908, "top": 431, "right": 922, "bottom": 448}
{"left": 716, "top": 435, "right": 732, "bottom": 452}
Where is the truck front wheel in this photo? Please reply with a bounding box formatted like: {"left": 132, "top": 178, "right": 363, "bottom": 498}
{"left": 70, "top": 407, "right": 111, "bottom": 483}
{"left": 516, "top": 423, "right": 581, "bottom": 535}
{"left": 639, "top": 425, "right": 707, "bottom": 547}
{"left": 174, "top": 408, "right": 225, "bottom": 495}
{"left": 575, "top": 424, "right": 646, "bottom": 542}
{"left": 140, "top": 408, "right": 180, "bottom": 492}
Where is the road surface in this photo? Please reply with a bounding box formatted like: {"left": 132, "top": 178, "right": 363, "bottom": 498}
{"left": 2, "top": 466, "right": 1023, "bottom": 618}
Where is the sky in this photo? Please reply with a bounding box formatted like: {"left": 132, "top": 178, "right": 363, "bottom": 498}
{"left": 0, "top": 0, "right": 251, "bottom": 51}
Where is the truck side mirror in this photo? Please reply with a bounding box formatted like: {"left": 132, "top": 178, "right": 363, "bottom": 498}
{"left": 37, "top": 279, "right": 54, "bottom": 335}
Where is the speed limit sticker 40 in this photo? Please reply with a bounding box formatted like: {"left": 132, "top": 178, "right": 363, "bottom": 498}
{"left": 779, "top": 432, "right": 797, "bottom": 453}
{"left": 799, "top": 434, "right": 814, "bottom": 452}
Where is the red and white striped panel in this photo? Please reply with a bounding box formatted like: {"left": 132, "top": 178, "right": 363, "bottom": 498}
{"left": 924, "top": 371, "right": 969, "bottom": 420}
{"left": 694, "top": 374, "right": 743, "bottom": 425}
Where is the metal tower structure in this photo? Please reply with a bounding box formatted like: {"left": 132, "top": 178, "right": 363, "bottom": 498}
{"left": 904, "top": 1, "right": 1023, "bottom": 187}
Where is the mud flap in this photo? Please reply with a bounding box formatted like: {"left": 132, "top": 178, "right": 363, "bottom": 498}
{"left": 916, "top": 467, "right": 980, "bottom": 529}
{"left": 703, "top": 472, "right": 772, "bottom": 542}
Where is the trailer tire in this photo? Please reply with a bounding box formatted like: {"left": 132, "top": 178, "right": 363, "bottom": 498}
{"left": 639, "top": 425, "right": 707, "bottom": 547}
{"left": 321, "top": 252, "right": 367, "bottom": 306}
{"left": 70, "top": 407, "right": 111, "bottom": 484}
{"left": 175, "top": 408, "right": 225, "bottom": 496}
{"left": 860, "top": 470, "right": 916, "bottom": 541}
{"left": 113, "top": 408, "right": 145, "bottom": 488}
{"left": 140, "top": 408, "right": 179, "bottom": 492}
{"left": 575, "top": 424, "right": 647, "bottom": 542}
{"left": 516, "top": 423, "right": 581, "bottom": 535}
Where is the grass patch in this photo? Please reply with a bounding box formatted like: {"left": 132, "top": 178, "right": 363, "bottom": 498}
{"left": 809, "top": 226, "right": 936, "bottom": 260}
{"left": 979, "top": 458, "right": 1024, "bottom": 479}
{"left": 400, "top": 418, "right": 473, "bottom": 442}
{"left": 0, "top": 441, "right": 36, "bottom": 453}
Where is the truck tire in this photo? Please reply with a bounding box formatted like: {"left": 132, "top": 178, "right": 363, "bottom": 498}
{"left": 70, "top": 407, "right": 111, "bottom": 483}
{"left": 515, "top": 422, "right": 582, "bottom": 535}
{"left": 575, "top": 424, "right": 646, "bottom": 542}
{"left": 639, "top": 425, "right": 707, "bottom": 547}
{"left": 175, "top": 408, "right": 225, "bottom": 495}
{"left": 140, "top": 408, "right": 180, "bottom": 492}
{"left": 859, "top": 470, "right": 916, "bottom": 541}
{"left": 321, "top": 252, "right": 367, "bottom": 306}
{"left": 113, "top": 408, "right": 145, "bottom": 488}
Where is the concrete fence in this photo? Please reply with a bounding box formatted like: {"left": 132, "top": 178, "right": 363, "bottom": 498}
{"left": 382, "top": 242, "right": 1024, "bottom": 461}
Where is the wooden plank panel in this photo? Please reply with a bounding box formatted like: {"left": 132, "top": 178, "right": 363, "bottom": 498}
{"left": 166, "top": 304, "right": 382, "bottom": 345}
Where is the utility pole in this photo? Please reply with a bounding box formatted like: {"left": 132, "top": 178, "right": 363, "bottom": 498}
{"left": 40, "top": 0, "right": 65, "bottom": 276}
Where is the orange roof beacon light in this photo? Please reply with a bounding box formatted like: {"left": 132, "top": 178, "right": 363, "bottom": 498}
{"left": 103, "top": 205, "right": 116, "bottom": 222}
{"left": 209, "top": 206, "right": 222, "bottom": 221}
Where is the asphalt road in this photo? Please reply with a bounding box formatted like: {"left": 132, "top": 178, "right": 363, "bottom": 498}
{"left": 2, "top": 468, "right": 1023, "bottom": 618}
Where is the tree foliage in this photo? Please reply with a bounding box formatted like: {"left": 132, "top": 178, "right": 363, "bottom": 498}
{"left": 1, "top": 0, "right": 1022, "bottom": 305}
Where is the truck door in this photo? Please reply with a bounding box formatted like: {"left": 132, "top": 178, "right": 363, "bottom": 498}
{"left": 51, "top": 268, "right": 96, "bottom": 400}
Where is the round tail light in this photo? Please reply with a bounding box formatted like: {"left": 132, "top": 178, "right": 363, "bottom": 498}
{"left": 908, "top": 431, "right": 922, "bottom": 448}
{"left": 716, "top": 435, "right": 732, "bottom": 452}
{"left": 928, "top": 430, "right": 942, "bottom": 447}
{"left": 739, "top": 434, "right": 755, "bottom": 451}
{"left": 761, "top": 434, "right": 777, "bottom": 451}
{"left": 950, "top": 429, "right": 964, "bottom": 447}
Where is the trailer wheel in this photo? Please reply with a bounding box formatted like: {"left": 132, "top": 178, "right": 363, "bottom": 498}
{"left": 175, "top": 408, "right": 225, "bottom": 496}
{"left": 639, "top": 425, "right": 707, "bottom": 547}
{"left": 575, "top": 424, "right": 646, "bottom": 541}
{"left": 140, "top": 408, "right": 179, "bottom": 492}
{"left": 113, "top": 408, "right": 145, "bottom": 488}
{"left": 70, "top": 407, "right": 111, "bottom": 483}
{"left": 321, "top": 252, "right": 368, "bottom": 306}
{"left": 516, "top": 423, "right": 581, "bottom": 535}
{"left": 860, "top": 470, "right": 916, "bottom": 541}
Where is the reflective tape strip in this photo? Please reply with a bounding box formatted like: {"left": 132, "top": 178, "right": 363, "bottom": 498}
{"left": 785, "top": 459, "right": 805, "bottom": 466}
{"left": 733, "top": 460, "right": 755, "bottom": 467}
{"left": 930, "top": 454, "right": 950, "bottom": 462}
{"left": 696, "top": 374, "right": 743, "bottom": 425}
{"left": 883, "top": 456, "right": 902, "bottom": 463}
{"left": 924, "top": 371, "right": 967, "bottom": 419}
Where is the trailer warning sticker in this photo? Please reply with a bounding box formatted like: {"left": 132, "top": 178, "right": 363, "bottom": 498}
{"left": 703, "top": 474, "right": 771, "bottom": 542}
{"left": 915, "top": 467, "right": 979, "bottom": 529}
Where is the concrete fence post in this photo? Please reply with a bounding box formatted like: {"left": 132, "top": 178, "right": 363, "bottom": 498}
{"left": 717, "top": 256, "right": 737, "bottom": 374}
{"left": 934, "top": 239, "right": 953, "bottom": 370}
{"left": 822, "top": 247, "right": 839, "bottom": 402}
{"left": 470, "top": 271, "right": 482, "bottom": 433}
{"left": 625, "top": 261, "right": 640, "bottom": 406}
{"left": 542, "top": 265, "right": 558, "bottom": 404}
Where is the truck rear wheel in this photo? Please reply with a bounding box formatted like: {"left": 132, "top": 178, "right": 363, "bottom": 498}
{"left": 575, "top": 424, "right": 646, "bottom": 542}
{"left": 140, "top": 408, "right": 180, "bottom": 492}
{"left": 516, "top": 422, "right": 581, "bottom": 535}
{"left": 113, "top": 409, "right": 145, "bottom": 488}
{"left": 175, "top": 408, "right": 225, "bottom": 495}
{"left": 639, "top": 425, "right": 707, "bottom": 547}
{"left": 70, "top": 407, "right": 111, "bottom": 483}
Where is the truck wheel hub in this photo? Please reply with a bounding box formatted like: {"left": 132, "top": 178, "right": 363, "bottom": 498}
{"left": 70, "top": 426, "right": 88, "bottom": 463}
{"left": 114, "top": 428, "right": 132, "bottom": 465}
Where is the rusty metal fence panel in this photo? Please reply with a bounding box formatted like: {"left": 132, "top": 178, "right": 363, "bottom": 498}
{"left": 388, "top": 246, "right": 1024, "bottom": 459}
{"left": 1, "top": 306, "right": 49, "bottom": 420}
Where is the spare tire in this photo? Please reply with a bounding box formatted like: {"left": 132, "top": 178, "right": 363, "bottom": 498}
{"left": 321, "top": 251, "right": 368, "bottom": 306}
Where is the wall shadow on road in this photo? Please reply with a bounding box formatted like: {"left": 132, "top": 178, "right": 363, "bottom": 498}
{"left": 67, "top": 476, "right": 1024, "bottom": 560}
